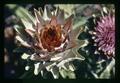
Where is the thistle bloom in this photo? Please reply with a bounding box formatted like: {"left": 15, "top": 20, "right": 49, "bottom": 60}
{"left": 89, "top": 7, "right": 115, "bottom": 57}
{"left": 15, "top": 5, "right": 88, "bottom": 78}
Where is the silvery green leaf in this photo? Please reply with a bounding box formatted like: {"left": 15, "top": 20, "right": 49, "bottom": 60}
{"left": 54, "top": 4, "right": 76, "bottom": 18}
{"left": 59, "top": 68, "right": 68, "bottom": 78}
{"left": 16, "top": 35, "right": 31, "bottom": 47}
{"left": 68, "top": 64, "right": 75, "bottom": 71}
{"left": 67, "top": 70, "right": 76, "bottom": 79}
{"left": 50, "top": 66, "right": 59, "bottom": 79}
{"left": 5, "top": 4, "right": 35, "bottom": 24}
{"left": 97, "top": 59, "right": 105, "bottom": 64}
{"left": 50, "top": 49, "right": 71, "bottom": 62}
{"left": 21, "top": 19, "right": 35, "bottom": 31}
{"left": 69, "top": 26, "right": 86, "bottom": 48}
{"left": 14, "top": 25, "right": 32, "bottom": 39}
{"left": 56, "top": 49, "right": 85, "bottom": 68}
{"left": 14, "top": 25, "right": 33, "bottom": 47}
{"left": 45, "top": 5, "right": 52, "bottom": 18}
{"left": 71, "top": 40, "right": 88, "bottom": 60}
{"left": 99, "top": 58, "right": 115, "bottom": 79}
{"left": 34, "top": 8, "right": 45, "bottom": 25}
{"left": 40, "top": 70, "right": 44, "bottom": 77}
{"left": 60, "top": 62, "right": 75, "bottom": 72}
{"left": 91, "top": 71, "right": 99, "bottom": 79}
{"left": 51, "top": 36, "right": 86, "bottom": 64}
{"left": 43, "top": 6, "right": 51, "bottom": 21}
{"left": 46, "top": 62, "right": 57, "bottom": 71}
{"left": 73, "top": 4, "right": 90, "bottom": 14}
{"left": 59, "top": 67, "right": 76, "bottom": 79}
{"left": 21, "top": 53, "right": 30, "bottom": 60}
{"left": 70, "top": 26, "right": 84, "bottom": 39}
{"left": 73, "top": 17, "right": 88, "bottom": 29}
{"left": 14, "top": 25, "right": 25, "bottom": 35}
{"left": 34, "top": 62, "right": 41, "bottom": 75}
{"left": 76, "top": 39, "right": 88, "bottom": 48}
{"left": 37, "top": 63, "right": 47, "bottom": 75}
{"left": 50, "top": 56, "right": 62, "bottom": 61}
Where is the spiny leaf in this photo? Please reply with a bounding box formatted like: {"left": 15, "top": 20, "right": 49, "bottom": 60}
{"left": 59, "top": 68, "right": 68, "bottom": 78}
{"left": 99, "top": 58, "right": 115, "bottom": 79}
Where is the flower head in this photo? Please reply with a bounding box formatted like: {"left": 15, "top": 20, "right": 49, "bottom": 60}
{"left": 89, "top": 7, "right": 115, "bottom": 57}
{"left": 95, "top": 14, "right": 115, "bottom": 56}
{"left": 14, "top": 5, "right": 88, "bottom": 78}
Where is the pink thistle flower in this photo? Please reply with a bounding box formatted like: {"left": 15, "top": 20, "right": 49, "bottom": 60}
{"left": 90, "top": 13, "right": 115, "bottom": 57}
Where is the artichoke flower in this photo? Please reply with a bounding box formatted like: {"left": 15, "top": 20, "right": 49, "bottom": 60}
{"left": 87, "top": 5, "right": 115, "bottom": 58}
{"left": 14, "top": 5, "right": 88, "bottom": 79}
